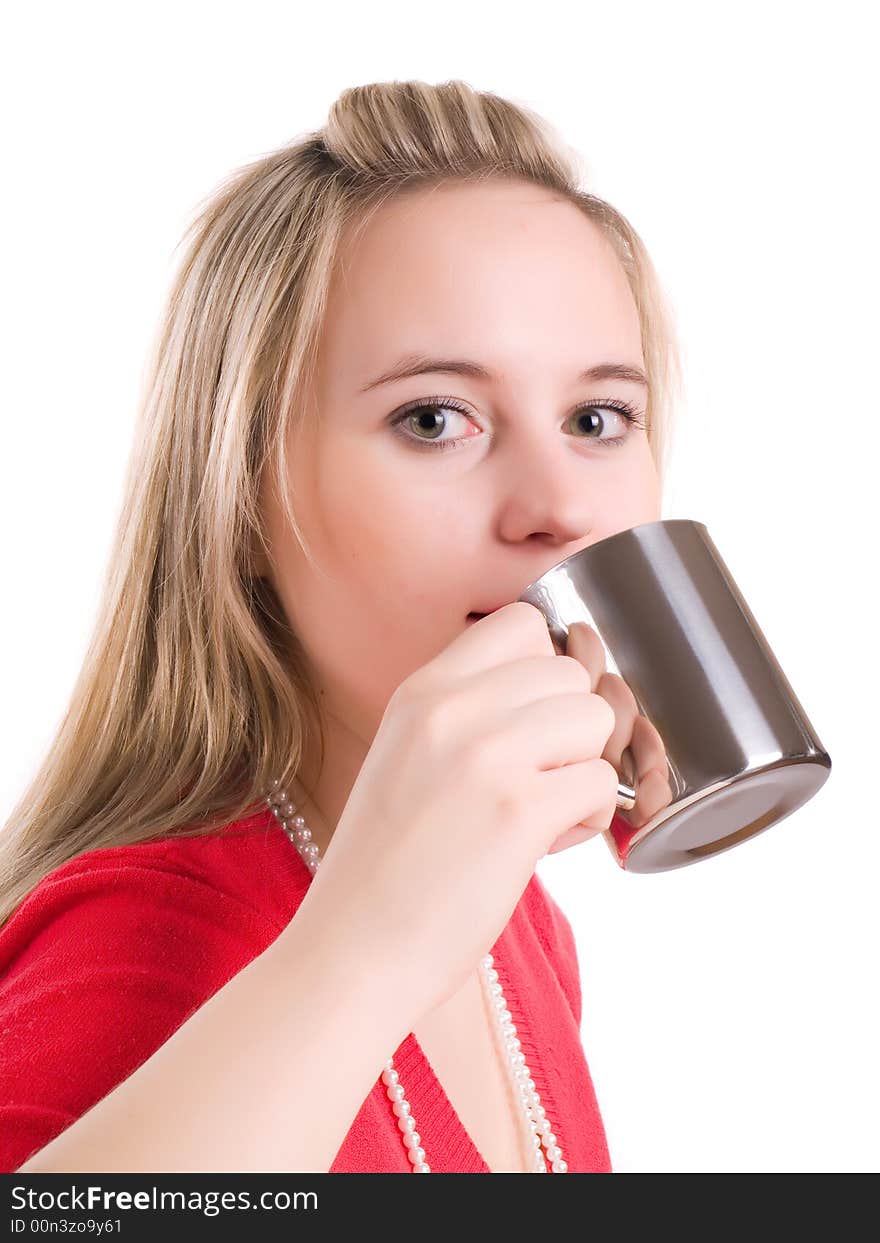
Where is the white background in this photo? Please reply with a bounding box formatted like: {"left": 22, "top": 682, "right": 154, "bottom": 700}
{"left": 2, "top": 0, "right": 877, "bottom": 1173}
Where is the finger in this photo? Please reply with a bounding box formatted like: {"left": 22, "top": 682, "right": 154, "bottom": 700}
{"left": 564, "top": 622, "right": 606, "bottom": 692}
{"left": 595, "top": 671, "right": 640, "bottom": 774}
{"left": 545, "top": 823, "right": 605, "bottom": 855}
{"left": 628, "top": 765, "right": 674, "bottom": 828}
{"left": 548, "top": 762, "right": 674, "bottom": 851}
{"left": 628, "top": 713, "right": 668, "bottom": 782}
{"left": 623, "top": 716, "right": 672, "bottom": 826}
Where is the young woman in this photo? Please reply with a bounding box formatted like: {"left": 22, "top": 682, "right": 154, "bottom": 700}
{"left": 0, "top": 79, "right": 680, "bottom": 1174}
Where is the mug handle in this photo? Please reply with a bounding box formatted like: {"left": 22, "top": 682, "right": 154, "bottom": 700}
{"left": 616, "top": 781, "right": 636, "bottom": 811}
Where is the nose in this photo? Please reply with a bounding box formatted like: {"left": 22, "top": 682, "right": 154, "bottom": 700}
{"left": 495, "top": 431, "right": 595, "bottom": 544}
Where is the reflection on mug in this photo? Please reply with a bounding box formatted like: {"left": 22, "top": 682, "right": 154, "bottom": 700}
{"left": 519, "top": 519, "right": 831, "bottom": 874}
{"left": 564, "top": 621, "right": 673, "bottom": 832}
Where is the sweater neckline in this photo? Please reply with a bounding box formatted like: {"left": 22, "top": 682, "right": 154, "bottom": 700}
{"left": 395, "top": 950, "right": 540, "bottom": 1173}
{"left": 271, "top": 812, "right": 563, "bottom": 1174}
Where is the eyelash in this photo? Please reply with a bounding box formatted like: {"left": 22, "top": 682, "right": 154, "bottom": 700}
{"left": 389, "top": 395, "right": 646, "bottom": 454}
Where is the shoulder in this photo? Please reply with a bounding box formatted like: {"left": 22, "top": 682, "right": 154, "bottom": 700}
{"left": 0, "top": 808, "right": 308, "bottom": 1172}
{"left": 0, "top": 807, "right": 310, "bottom": 996}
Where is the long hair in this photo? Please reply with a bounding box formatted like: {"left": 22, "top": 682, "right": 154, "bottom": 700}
{"left": 0, "top": 79, "right": 683, "bottom": 931}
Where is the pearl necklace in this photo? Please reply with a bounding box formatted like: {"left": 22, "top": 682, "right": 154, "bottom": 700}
{"left": 265, "top": 778, "right": 568, "bottom": 1174}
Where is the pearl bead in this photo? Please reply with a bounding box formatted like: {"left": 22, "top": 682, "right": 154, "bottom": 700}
{"left": 267, "top": 787, "right": 567, "bottom": 1174}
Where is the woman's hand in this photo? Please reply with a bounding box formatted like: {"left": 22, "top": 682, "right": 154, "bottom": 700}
{"left": 547, "top": 621, "right": 673, "bottom": 854}
{"left": 299, "top": 603, "right": 621, "bottom": 1022}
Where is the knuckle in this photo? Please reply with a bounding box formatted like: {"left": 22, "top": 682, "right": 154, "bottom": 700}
{"left": 517, "top": 601, "right": 555, "bottom": 645}
{"left": 595, "top": 757, "right": 620, "bottom": 798}
{"left": 516, "top": 600, "right": 544, "bottom": 624}
{"left": 459, "top": 731, "right": 521, "bottom": 812}
{"left": 390, "top": 678, "right": 443, "bottom": 737}
{"left": 559, "top": 655, "right": 593, "bottom": 691}
{"left": 490, "top": 780, "right": 528, "bottom": 828}
{"left": 418, "top": 693, "right": 455, "bottom": 748}
{"left": 391, "top": 673, "right": 422, "bottom": 708}
{"left": 462, "top": 728, "right": 507, "bottom": 777}
{"left": 592, "top": 694, "right": 617, "bottom": 738}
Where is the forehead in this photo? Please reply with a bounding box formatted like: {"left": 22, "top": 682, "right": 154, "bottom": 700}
{"left": 320, "top": 179, "right": 642, "bottom": 386}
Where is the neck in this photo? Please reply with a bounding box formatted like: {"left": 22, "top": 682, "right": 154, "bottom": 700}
{"left": 290, "top": 708, "right": 371, "bottom": 858}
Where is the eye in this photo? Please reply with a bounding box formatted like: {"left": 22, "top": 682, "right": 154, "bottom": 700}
{"left": 389, "top": 397, "right": 474, "bottom": 452}
{"left": 388, "top": 396, "right": 646, "bottom": 454}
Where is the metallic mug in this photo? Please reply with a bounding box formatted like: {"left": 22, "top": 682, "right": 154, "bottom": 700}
{"left": 517, "top": 519, "right": 831, "bottom": 873}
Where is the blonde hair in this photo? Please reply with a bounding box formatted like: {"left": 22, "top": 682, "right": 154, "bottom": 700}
{"left": 0, "top": 79, "right": 682, "bottom": 931}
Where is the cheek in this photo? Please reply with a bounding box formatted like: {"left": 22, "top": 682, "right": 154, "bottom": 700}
{"left": 611, "top": 448, "right": 662, "bottom": 522}
{"left": 320, "top": 443, "right": 467, "bottom": 586}
{"left": 585, "top": 452, "right": 661, "bottom": 544}
{"left": 306, "top": 454, "right": 466, "bottom": 681}
{"left": 321, "top": 469, "right": 447, "bottom": 586}
{"left": 629, "top": 467, "right": 662, "bottom": 525}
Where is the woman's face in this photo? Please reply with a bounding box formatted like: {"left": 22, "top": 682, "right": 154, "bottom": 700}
{"left": 260, "top": 177, "right": 661, "bottom": 755}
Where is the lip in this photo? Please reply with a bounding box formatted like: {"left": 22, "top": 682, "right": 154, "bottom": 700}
{"left": 466, "top": 604, "right": 509, "bottom": 620}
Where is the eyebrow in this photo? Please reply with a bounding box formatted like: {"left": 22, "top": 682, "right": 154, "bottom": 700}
{"left": 360, "top": 353, "right": 649, "bottom": 392}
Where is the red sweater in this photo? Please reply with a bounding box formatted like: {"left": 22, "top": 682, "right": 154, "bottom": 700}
{"left": 0, "top": 808, "right": 612, "bottom": 1173}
